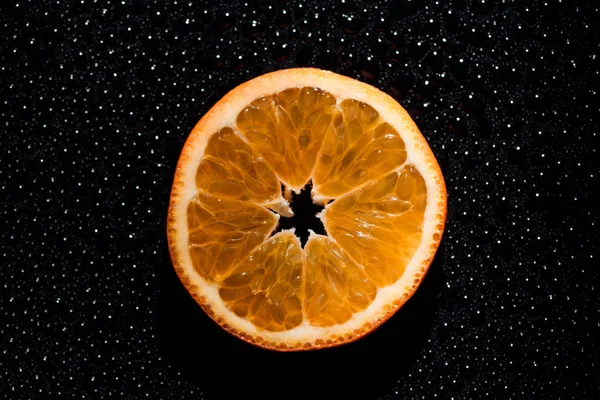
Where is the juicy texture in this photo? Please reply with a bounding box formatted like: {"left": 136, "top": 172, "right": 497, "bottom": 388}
{"left": 305, "top": 236, "right": 377, "bottom": 327}
{"left": 219, "top": 232, "right": 305, "bottom": 331}
{"left": 236, "top": 87, "right": 336, "bottom": 189}
{"left": 187, "top": 193, "right": 277, "bottom": 282}
{"left": 195, "top": 127, "right": 281, "bottom": 204}
{"left": 312, "top": 100, "right": 408, "bottom": 199}
{"left": 323, "top": 166, "right": 428, "bottom": 287}
{"left": 186, "top": 86, "right": 429, "bottom": 332}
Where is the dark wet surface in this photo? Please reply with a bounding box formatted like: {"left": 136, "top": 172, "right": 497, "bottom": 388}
{"left": 1, "top": 1, "right": 598, "bottom": 398}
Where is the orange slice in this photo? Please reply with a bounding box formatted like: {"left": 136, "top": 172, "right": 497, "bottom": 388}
{"left": 167, "top": 68, "right": 446, "bottom": 351}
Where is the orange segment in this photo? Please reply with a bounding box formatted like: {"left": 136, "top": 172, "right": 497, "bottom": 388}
{"left": 195, "top": 127, "right": 281, "bottom": 204}
{"left": 219, "top": 232, "right": 305, "bottom": 331}
{"left": 304, "top": 236, "right": 377, "bottom": 327}
{"left": 236, "top": 87, "right": 336, "bottom": 190}
{"left": 323, "top": 165, "right": 427, "bottom": 287}
{"left": 312, "top": 100, "right": 407, "bottom": 199}
{"left": 187, "top": 193, "right": 278, "bottom": 282}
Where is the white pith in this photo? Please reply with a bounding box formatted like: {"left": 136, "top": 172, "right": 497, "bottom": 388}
{"left": 169, "top": 69, "right": 445, "bottom": 346}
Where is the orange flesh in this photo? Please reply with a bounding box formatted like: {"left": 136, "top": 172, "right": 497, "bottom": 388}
{"left": 195, "top": 127, "right": 281, "bottom": 204}
{"left": 313, "top": 100, "right": 408, "bottom": 199}
{"left": 324, "top": 166, "right": 427, "bottom": 287}
{"left": 186, "top": 86, "right": 428, "bottom": 331}
{"left": 219, "top": 232, "right": 305, "bottom": 331}
{"left": 186, "top": 194, "right": 277, "bottom": 282}
{"left": 305, "top": 236, "right": 377, "bottom": 327}
{"left": 236, "top": 87, "right": 337, "bottom": 189}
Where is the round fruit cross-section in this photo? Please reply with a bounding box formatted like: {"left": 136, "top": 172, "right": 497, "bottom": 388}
{"left": 167, "top": 68, "right": 446, "bottom": 351}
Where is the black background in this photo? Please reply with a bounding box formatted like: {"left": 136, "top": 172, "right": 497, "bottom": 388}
{"left": 1, "top": 0, "right": 598, "bottom": 399}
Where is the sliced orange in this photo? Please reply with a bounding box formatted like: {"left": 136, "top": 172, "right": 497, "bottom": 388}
{"left": 167, "top": 68, "right": 446, "bottom": 351}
